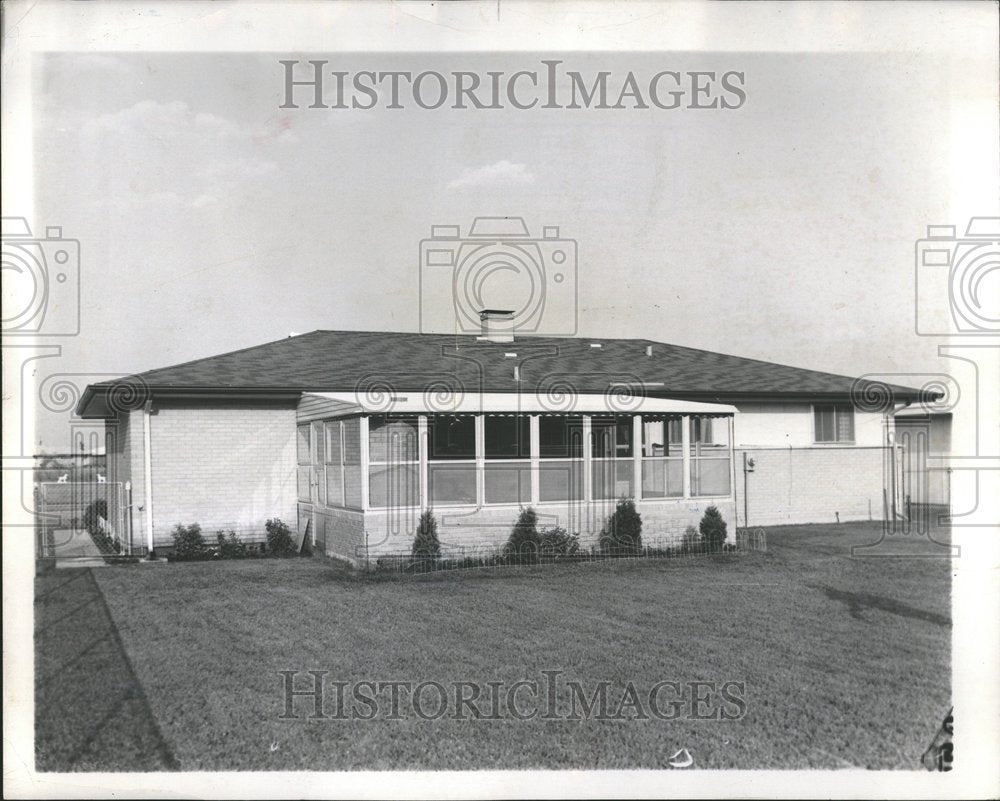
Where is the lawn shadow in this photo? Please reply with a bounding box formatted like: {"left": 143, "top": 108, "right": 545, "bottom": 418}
{"left": 34, "top": 568, "right": 179, "bottom": 771}
{"left": 811, "top": 584, "right": 951, "bottom": 627}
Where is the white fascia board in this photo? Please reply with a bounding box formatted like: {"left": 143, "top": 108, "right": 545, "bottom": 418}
{"left": 304, "top": 391, "right": 737, "bottom": 416}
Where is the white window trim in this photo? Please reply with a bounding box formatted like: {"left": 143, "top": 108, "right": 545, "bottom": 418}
{"left": 366, "top": 415, "right": 421, "bottom": 511}
{"left": 354, "top": 411, "right": 737, "bottom": 512}
{"left": 812, "top": 403, "right": 857, "bottom": 446}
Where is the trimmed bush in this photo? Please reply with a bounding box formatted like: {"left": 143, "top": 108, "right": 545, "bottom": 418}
{"left": 600, "top": 497, "right": 643, "bottom": 556}
{"left": 172, "top": 523, "right": 207, "bottom": 558}
{"left": 265, "top": 518, "right": 295, "bottom": 556}
{"left": 681, "top": 525, "right": 700, "bottom": 554}
{"left": 412, "top": 511, "right": 441, "bottom": 567}
{"left": 504, "top": 507, "right": 541, "bottom": 563}
{"left": 540, "top": 526, "right": 580, "bottom": 558}
{"left": 216, "top": 530, "right": 249, "bottom": 559}
{"left": 699, "top": 506, "right": 728, "bottom": 552}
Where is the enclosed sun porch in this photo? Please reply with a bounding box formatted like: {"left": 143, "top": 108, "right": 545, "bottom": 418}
{"left": 295, "top": 392, "right": 737, "bottom": 563}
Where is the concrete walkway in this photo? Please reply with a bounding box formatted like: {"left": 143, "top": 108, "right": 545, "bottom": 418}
{"left": 51, "top": 529, "right": 107, "bottom": 568}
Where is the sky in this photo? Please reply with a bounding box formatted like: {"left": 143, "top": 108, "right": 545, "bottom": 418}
{"left": 20, "top": 44, "right": 998, "bottom": 450}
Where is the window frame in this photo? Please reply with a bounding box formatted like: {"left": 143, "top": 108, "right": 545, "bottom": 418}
{"left": 640, "top": 414, "right": 684, "bottom": 499}
{"left": 537, "top": 415, "right": 585, "bottom": 504}
{"left": 296, "top": 423, "right": 313, "bottom": 503}
{"left": 688, "top": 414, "right": 733, "bottom": 498}
{"left": 483, "top": 414, "right": 532, "bottom": 506}
{"left": 367, "top": 414, "right": 421, "bottom": 510}
{"left": 812, "top": 403, "right": 856, "bottom": 445}
{"left": 590, "top": 414, "right": 636, "bottom": 501}
{"left": 427, "top": 414, "right": 478, "bottom": 507}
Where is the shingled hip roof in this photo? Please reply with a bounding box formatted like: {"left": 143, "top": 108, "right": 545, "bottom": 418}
{"left": 75, "top": 330, "right": 935, "bottom": 418}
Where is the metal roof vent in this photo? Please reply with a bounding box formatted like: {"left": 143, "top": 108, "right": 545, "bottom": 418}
{"left": 478, "top": 309, "right": 515, "bottom": 343}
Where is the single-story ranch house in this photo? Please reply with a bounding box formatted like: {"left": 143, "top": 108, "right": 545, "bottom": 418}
{"left": 76, "top": 313, "right": 940, "bottom": 562}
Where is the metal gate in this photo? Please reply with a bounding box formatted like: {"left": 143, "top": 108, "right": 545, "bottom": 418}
{"left": 36, "top": 480, "right": 132, "bottom": 560}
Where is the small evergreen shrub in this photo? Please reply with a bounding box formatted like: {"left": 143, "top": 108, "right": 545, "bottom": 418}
{"left": 265, "top": 518, "right": 295, "bottom": 556}
{"left": 411, "top": 511, "right": 441, "bottom": 568}
{"left": 216, "top": 529, "right": 249, "bottom": 559}
{"left": 600, "top": 498, "right": 643, "bottom": 556}
{"left": 540, "top": 526, "right": 580, "bottom": 558}
{"left": 172, "top": 523, "right": 206, "bottom": 558}
{"left": 699, "top": 506, "right": 728, "bottom": 552}
{"left": 504, "top": 507, "right": 541, "bottom": 564}
{"left": 681, "top": 525, "right": 700, "bottom": 553}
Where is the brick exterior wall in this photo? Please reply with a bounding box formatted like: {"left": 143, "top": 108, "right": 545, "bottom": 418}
{"left": 107, "top": 398, "right": 900, "bottom": 558}
{"left": 734, "top": 446, "right": 887, "bottom": 527}
{"left": 335, "top": 498, "right": 737, "bottom": 564}
{"left": 135, "top": 402, "right": 297, "bottom": 550}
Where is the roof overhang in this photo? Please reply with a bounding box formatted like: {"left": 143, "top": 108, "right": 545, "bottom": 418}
{"left": 75, "top": 385, "right": 303, "bottom": 419}
{"left": 300, "top": 391, "right": 737, "bottom": 417}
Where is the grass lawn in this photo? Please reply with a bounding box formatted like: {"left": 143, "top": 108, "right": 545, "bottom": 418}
{"left": 35, "top": 521, "right": 951, "bottom": 771}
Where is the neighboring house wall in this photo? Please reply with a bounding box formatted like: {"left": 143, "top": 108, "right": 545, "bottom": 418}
{"left": 895, "top": 414, "right": 951, "bottom": 506}
{"left": 732, "top": 404, "right": 892, "bottom": 527}
{"left": 136, "top": 402, "right": 297, "bottom": 550}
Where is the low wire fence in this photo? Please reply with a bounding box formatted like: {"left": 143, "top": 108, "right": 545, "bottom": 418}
{"left": 361, "top": 528, "right": 767, "bottom": 578}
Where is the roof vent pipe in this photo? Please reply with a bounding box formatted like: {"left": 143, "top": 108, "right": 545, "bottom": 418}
{"left": 646, "top": 345, "right": 653, "bottom": 357}
{"left": 478, "top": 309, "right": 515, "bottom": 343}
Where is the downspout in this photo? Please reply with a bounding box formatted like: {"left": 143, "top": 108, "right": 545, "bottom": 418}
{"left": 142, "top": 399, "right": 155, "bottom": 557}
{"left": 885, "top": 399, "right": 912, "bottom": 524}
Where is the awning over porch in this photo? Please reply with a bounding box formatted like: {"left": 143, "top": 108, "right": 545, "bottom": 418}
{"left": 297, "top": 391, "right": 737, "bottom": 421}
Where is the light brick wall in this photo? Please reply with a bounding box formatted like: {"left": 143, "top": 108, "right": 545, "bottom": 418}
{"left": 139, "top": 402, "right": 297, "bottom": 550}
{"left": 352, "top": 498, "right": 737, "bottom": 561}
{"left": 734, "top": 445, "right": 887, "bottom": 527}
{"left": 305, "top": 505, "right": 367, "bottom": 563}
{"left": 733, "top": 403, "right": 888, "bottom": 447}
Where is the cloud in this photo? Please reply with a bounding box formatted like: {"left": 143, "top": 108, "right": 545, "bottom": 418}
{"left": 81, "top": 100, "right": 240, "bottom": 143}
{"left": 447, "top": 160, "right": 535, "bottom": 190}
{"left": 73, "top": 100, "right": 286, "bottom": 211}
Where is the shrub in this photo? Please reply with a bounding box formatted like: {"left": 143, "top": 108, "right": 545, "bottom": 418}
{"left": 216, "top": 529, "right": 249, "bottom": 559}
{"left": 411, "top": 511, "right": 441, "bottom": 566}
{"left": 681, "top": 525, "right": 701, "bottom": 553}
{"left": 504, "top": 507, "right": 541, "bottom": 563}
{"left": 540, "top": 526, "right": 580, "bottom": 558}
{"left": 265, "top": 518, "right": 296, "bottom": 556}
{"left": 600, "top": 497, "right": 643, "bottom": 556}
{"left": 699, "top": 506, "right": 728, "bottom": 552}
{"left": 172, "top": 523, "right": 206, "bottom": 558}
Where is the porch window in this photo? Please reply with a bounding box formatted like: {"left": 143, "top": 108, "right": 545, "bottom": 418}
{"left": 641, "top": 415, "right": 683, "bottom": 498}
{"left": 591, "top": 415, "right": 635, "bottom": 500}
{"left": 324, "top": 421, "right": 344, "bottom": 507}
{"left": 814, "top": 404, "right": 855, "bottom": 443}
{"left": 368, "top": 415, "right": 419, "bottom": 509}
{"left": 296, "top": 424, "right": 312, "bottom": 502}
{"left": 428, "top": 415, "right": 477, "bottom": 505}
{"left": 484, "top": 414, "right": 531, "bottom": 504}
{"left": 690, "top": 415, "right": 731, "bottom": 496}
{"left": 538, "top": 415, "right": 584, "bottom": 502}
{"left": 342, "top": 417, "right": 363, "bottom": 509}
